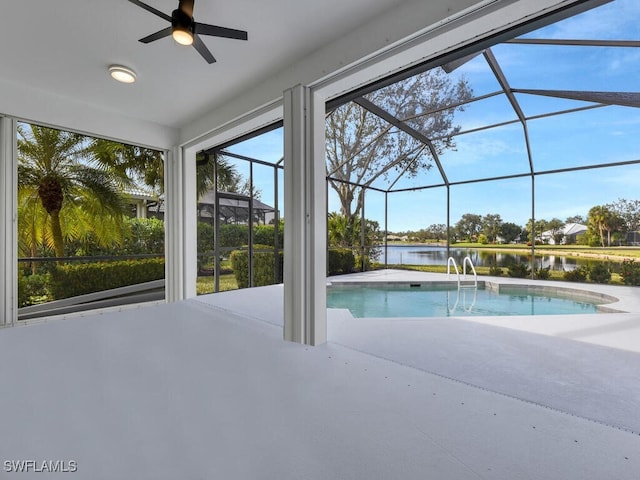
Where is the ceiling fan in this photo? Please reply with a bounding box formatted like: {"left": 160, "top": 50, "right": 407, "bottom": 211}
{"left": 129, "top": 0, "right": 248, "bottom": 64}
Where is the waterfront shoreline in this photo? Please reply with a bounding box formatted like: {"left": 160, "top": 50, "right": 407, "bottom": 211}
{"left": 384, "top": 243, "right": 640, "bottom": 262}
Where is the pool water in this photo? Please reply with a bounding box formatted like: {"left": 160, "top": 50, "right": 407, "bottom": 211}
{"left": 326, "top": 285, "right": 601, "bottom": 318}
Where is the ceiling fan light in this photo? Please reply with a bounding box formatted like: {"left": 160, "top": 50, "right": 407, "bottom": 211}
{"left": 109, "top": 65, "right": 137, "bottom": 84}
{"left": 172, "top": 28, "right": 193, "bottom": 46}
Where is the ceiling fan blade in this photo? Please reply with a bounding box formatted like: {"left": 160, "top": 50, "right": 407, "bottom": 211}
{"left": 128, "top": 0, "right": 172, "bottom": 22}
{"left": 196, "top": 23, "right": 248, "bottom": 41}
{"left": 139, "top": 26, "right": 173, "bottom": 43}
{"left": 179, "top": 0, "right": 194, "bottom": 18}
{"left": 193, "top": 34, "right": 216, "bottom": 64}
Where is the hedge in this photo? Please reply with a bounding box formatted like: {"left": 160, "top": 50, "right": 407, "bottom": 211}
{"left": 588, "top": 263, "right": 611, "bottom": 284}
{"left": 328, "top": 248, "right": 355, "bottom": 275}
{"left": 253, "top": 225, "right": 284, "bottom": 247}
{"left": 507, "top": 262, "right": 531, "bottom": 278}
{"left": 198, "top": 223, "right": 284, "bottom": 270}
{"left": 563, "top": 266, "right": 588, "bottom": 282}
{"left": 230, "top": 245, "right": 283, "bottom": 289}
{"left": 231, "top": 245, "right": 354, "bottom": 288}
{"left": 620, "top": 259, "right": 640, "bottom": 286}
{"left": 211, "top": 224, "right": 283, "bottom": 249}
{"left": 17, "top": 273, "right": 49, "bottom": 307}
{"left": 49, "top": 258, "right": 165, "bottom": 300}
{"left": 17, "top": 270, "right": 29, "bottom": 307}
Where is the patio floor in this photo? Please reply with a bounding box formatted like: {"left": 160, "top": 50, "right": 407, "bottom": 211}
{"left": 1, "top": 270, "right": 639, "bottom": 479}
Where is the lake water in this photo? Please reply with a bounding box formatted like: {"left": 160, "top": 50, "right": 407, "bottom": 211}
{"left": 378, "top": 244, "right": 594, "bottom": 271}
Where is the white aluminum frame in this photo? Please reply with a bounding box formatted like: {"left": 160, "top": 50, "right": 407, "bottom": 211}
{"left": 283, "top": 86, "right": 327, "bottom": 345}
{"left": 0, "top": 117, "right": 17, "bottom": 326}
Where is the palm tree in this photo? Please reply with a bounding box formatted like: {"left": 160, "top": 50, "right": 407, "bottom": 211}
{"left": 17, "top": 124, "right": 131, "bottom": 259}
{"left": 588, "top": 205, "right": 622, "bottom": 247}
{"left": 196, "top": 151, "right": 243, "bottom": 198}
{"left": 92, "top": 137, "right": 164, "bottom": 194}
{"left": 328, "top": 212, "right": 351, "bottom": 247}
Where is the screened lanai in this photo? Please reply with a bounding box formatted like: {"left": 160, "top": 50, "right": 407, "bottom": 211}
{"left": 198, "top": 0, "right": 639, "bottom": 288}
{"left": 3, "top": 1, "right": 640, "bottom": 478}
{"left": 195, "top": 130, "right": 285, "bottom": 294}
{"left": 324, "top": 0, "right": 639, "bottom": 273}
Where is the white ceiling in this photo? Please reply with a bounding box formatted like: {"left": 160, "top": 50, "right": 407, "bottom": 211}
{"left": 0, "top": 0, "right": 412, "bottom": 131}
{"left": 2, "top": 0, "right": 588, "bottom": 149}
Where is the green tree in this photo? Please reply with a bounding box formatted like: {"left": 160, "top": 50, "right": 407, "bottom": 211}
{"left": 565, "top": 214, "right": 586, "bottom": 225}
{"left": 91, "top": 137, "right": 164, "bottom": 193}
{"left": 455, "top": 213, "right": 482, "bottom": 242}
{"left": 17, "top": 124, "right": 132, "bottom": 259}
{"left": 525, "top": 218, "right": 549, "bottom": 243}
{"left": 328, "top": 212, "right": 351, "bottom": 248}
{"left": 427, "top": 223, "right": 447, "bottom": 242}
{"left": 481, "top": 213, "right": 502, "bottom": 242}
{"left": 326, "top": 69, "right": 473, "bottom": 220}
{"left": 499, "top": 222, "right": 522, "bottom": 244}
{"left": 610, "top": 198, "right": 640, "bottom": 235}
{"left": 196, "top": 152, "right": 257, "bottom": 199}
{"left": 588, "top": 205, "right": 622, "bottom": 247}
{"left": 328, "top": 212, "right": 382, "bottom": 261}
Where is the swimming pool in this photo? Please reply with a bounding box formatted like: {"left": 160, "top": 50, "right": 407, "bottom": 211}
{"left": 326, "top": 284, "right": 606, "bottom": 318}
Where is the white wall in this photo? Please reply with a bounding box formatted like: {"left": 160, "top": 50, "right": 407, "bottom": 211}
{"left": 0, "top": 78, "right": 177, "bottom": 150}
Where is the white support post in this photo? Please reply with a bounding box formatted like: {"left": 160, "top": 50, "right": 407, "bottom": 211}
{"left": 182, "top": 146, "right": 197, "bottom": 299}
{"left": 0, "top": 117, "right": 17, "bottom": 326}
{"left": 164, "top": 147, "right": 181, "bottom": 303}
{"left": 164, "top": 146, "right": 197, "bottom": 302}
{"left": 283, "top": 85, "right": 327, "bottom": 346}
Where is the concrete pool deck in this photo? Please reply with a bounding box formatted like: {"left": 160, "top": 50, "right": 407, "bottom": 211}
{"left": 196, "top": 270, "right": 640, "bottom": 432}
{"left": 1, "top": 271, "right": 639, "bottom": 478}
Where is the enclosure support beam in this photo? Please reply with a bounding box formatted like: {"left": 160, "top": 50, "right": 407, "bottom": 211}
{"left": 0, "top": 117, "right": 17, "bottom": 326}
{"left": 446, "top": 186, "right": 451, "bottom": 260}
{"left": 283, "top": 85, "right": 327, "bottom": 346}
{"left": 213, "top": 153, "right": 221, "bottom": 293}
{"left": 165, "top": 147, "right": 183, "bottom": 302}
{"left": 384, "top": 192, "right": 388, "bottom": 269}
{"left": 166, "top": 145, "right": 197, "bottom": 301}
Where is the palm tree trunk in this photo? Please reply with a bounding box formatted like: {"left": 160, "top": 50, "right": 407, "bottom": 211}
{"left": 599, "top": 225, "right": 605, "bottom": 247}
{"left": 49, "top": 210, "right": 65, "bottom": 260}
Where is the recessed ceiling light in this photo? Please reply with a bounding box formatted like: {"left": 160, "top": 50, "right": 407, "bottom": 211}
{"left": 109, "top": 65, "right": 137, "bottom": 84}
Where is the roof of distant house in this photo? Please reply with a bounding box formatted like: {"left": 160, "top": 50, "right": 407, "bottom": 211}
{"left": 541, "top": 223, "right": 587, "bottom": 238}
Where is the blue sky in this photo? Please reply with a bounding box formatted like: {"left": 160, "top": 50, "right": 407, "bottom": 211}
{"left": 225, "top": 0, "right": 639, "bottom": 232}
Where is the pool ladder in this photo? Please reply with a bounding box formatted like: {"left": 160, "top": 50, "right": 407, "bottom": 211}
{"left": 447, "top": 256, "right": 477, "bottom": 288}
{"left": 447, "top": 285, "right": 478, "bottom": 314}
{"left": 447, "top": 256, "right": 478, "bottom": 313}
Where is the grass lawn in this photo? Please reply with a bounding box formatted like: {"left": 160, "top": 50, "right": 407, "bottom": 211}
{"left": 196, "top": 273, "right": 238, "bottom": 295}
{"left": 448, "top": 242, "right": 640, "bottom": 260}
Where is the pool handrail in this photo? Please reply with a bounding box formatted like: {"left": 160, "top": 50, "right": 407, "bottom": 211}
{"left": 462, "top": 256, "right": 478, "bottom": 288}
{"left": 447, "top": 288, "right": 459, "bottom": 313}
{"left": 461, "top": 285, "right": 478, "bottom": 312}
{"left": 447, "top": 257, "right": 460, "bottom": 288}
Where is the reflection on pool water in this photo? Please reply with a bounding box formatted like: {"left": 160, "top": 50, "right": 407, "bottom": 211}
{"left": 327, "top": 285, "right": 603, "bottom": 318}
